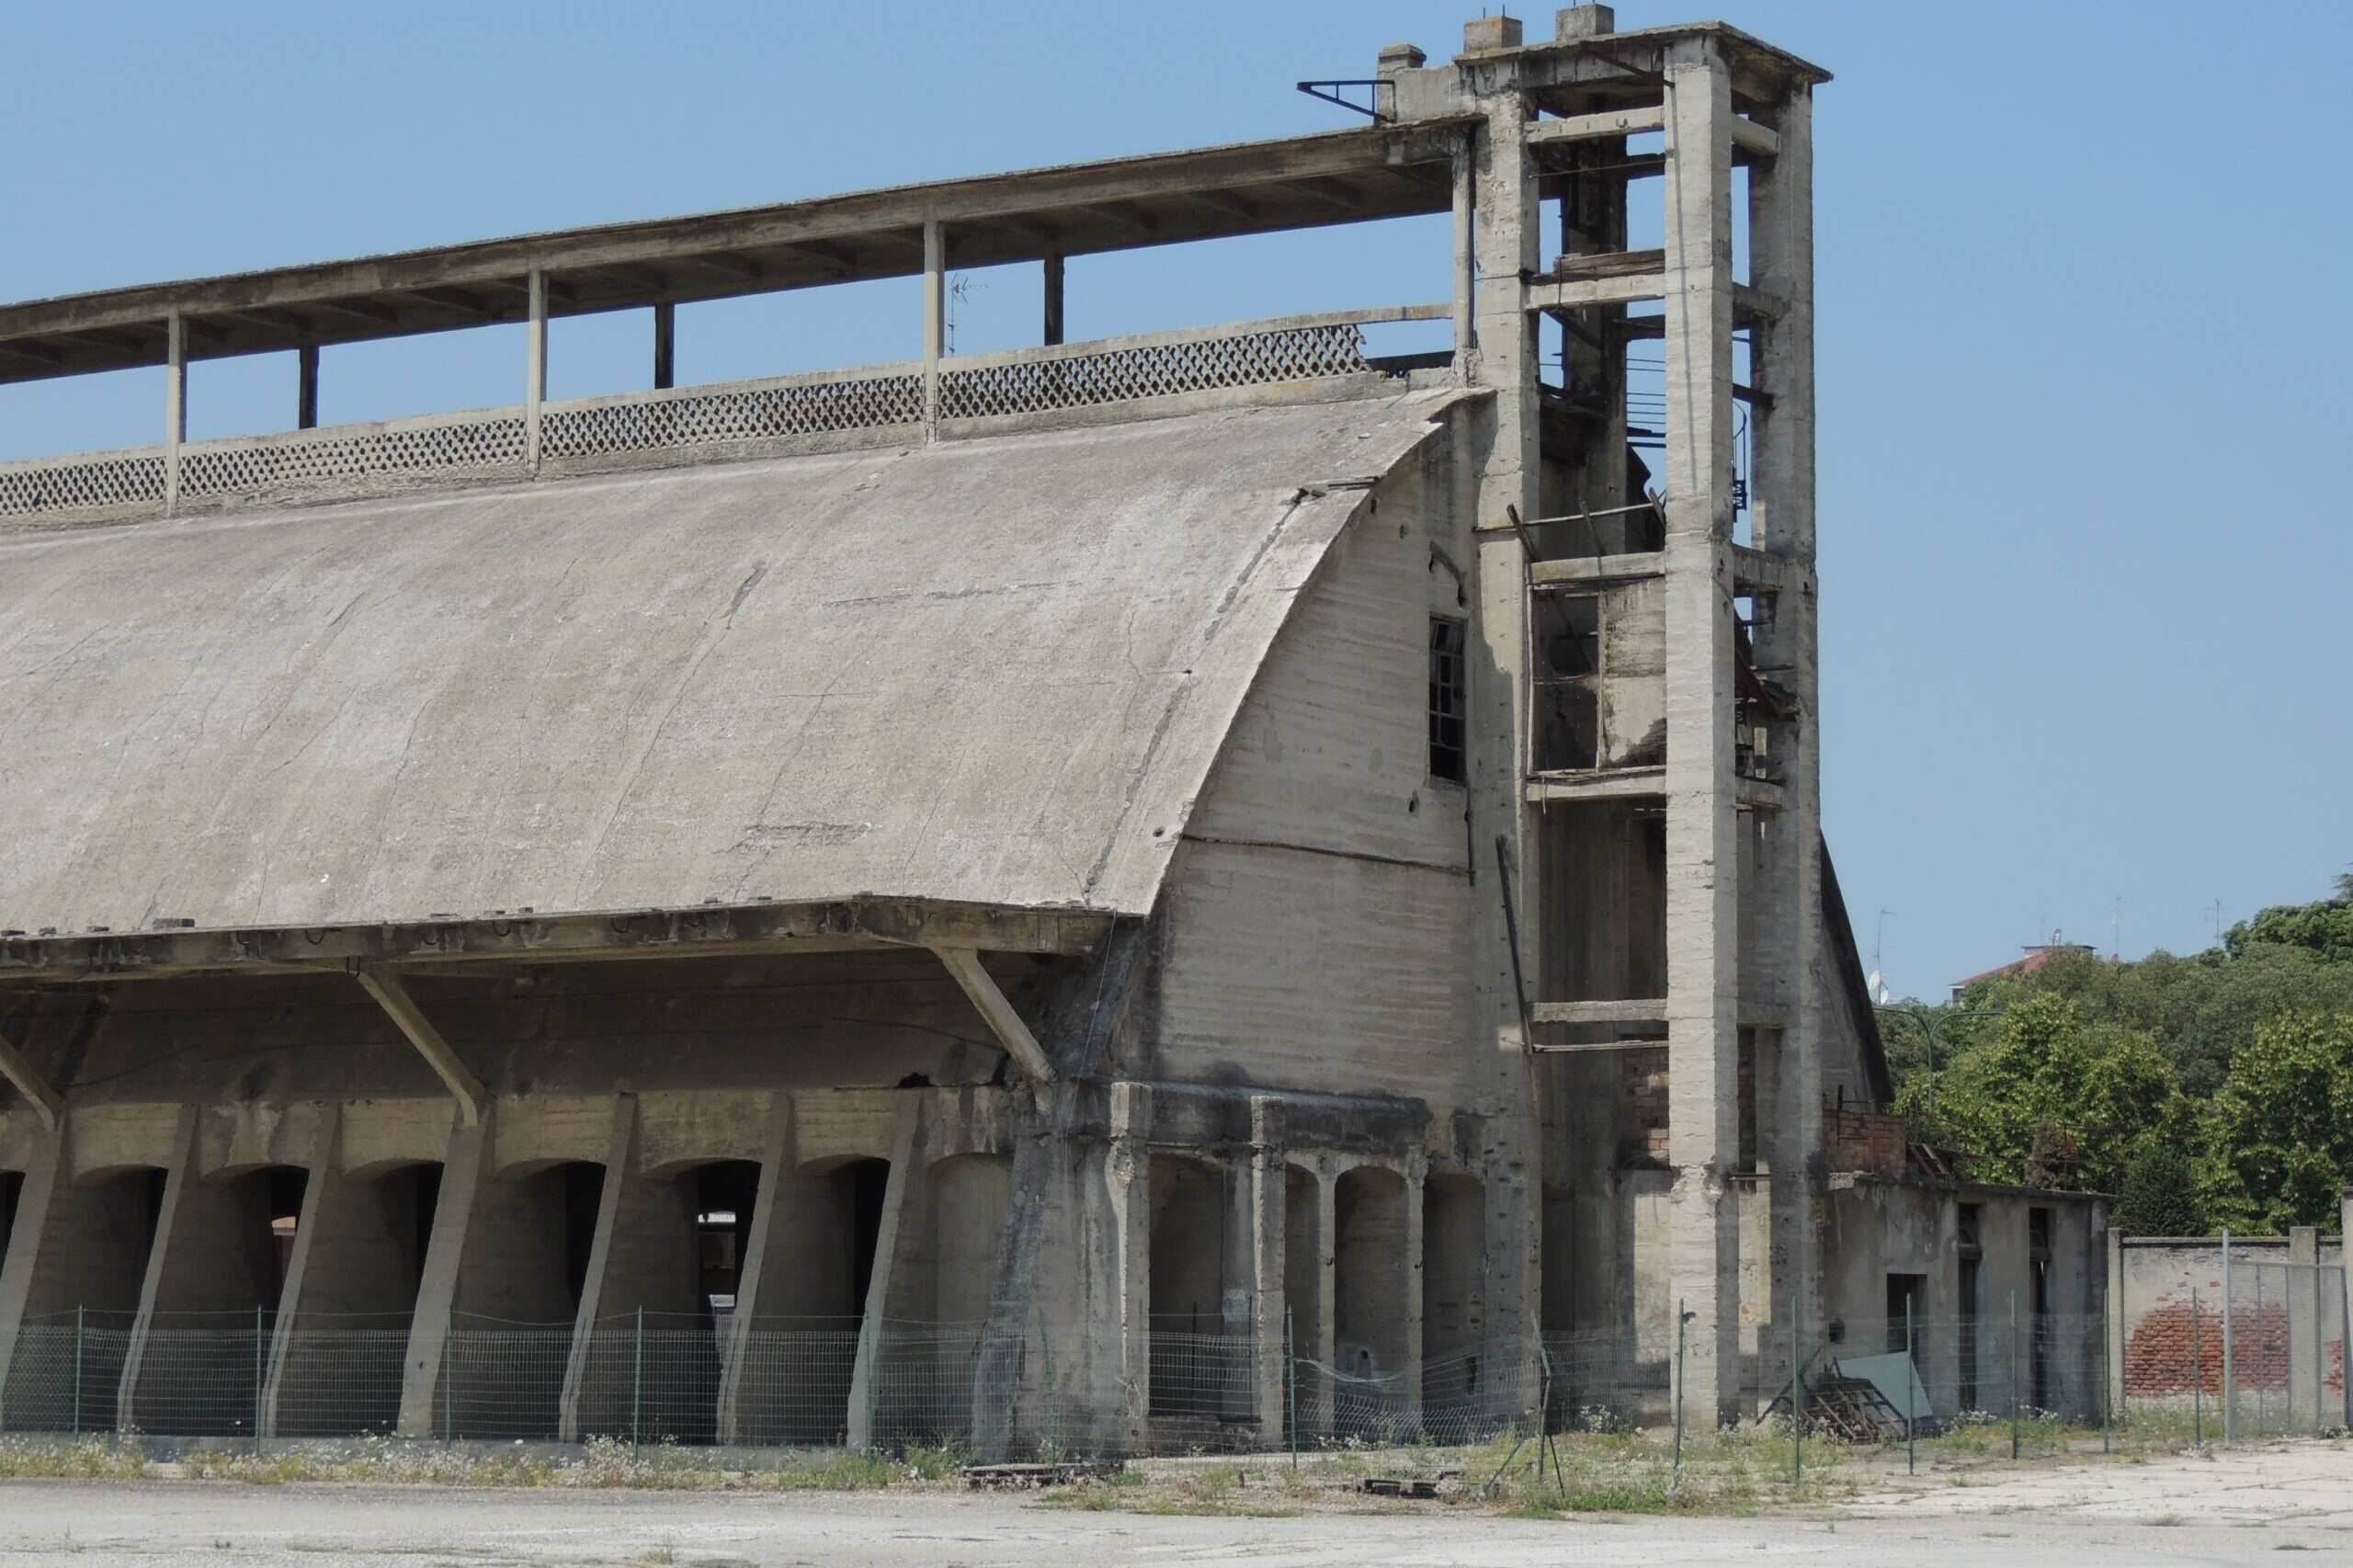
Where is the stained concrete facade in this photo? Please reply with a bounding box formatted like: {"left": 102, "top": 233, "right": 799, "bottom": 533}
{"left": 0, "top": 9, "right": 2107, "bottom": 1453}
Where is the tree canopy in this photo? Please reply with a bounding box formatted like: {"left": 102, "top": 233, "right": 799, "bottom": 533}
{"left": 1885, "top": 875, "right": 2353, "bottom": 1233}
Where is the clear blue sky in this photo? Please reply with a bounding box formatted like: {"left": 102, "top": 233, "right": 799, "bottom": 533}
{"left": 3, "top": 2, "right": 2345, "bottom": 998}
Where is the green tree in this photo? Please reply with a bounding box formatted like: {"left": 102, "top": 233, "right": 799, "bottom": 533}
{"left": 2201, "top": 1011, "right": 2353, "bottom": 1232}
{"left": 1893, "top": 994, "right": 2183, "bottom": 1193}
{"left": 2113, "top": 1138, "right": 2205, "bottom": 1235}
{"left": 2224, "top": 875, "right": 2353, "bottom": 965}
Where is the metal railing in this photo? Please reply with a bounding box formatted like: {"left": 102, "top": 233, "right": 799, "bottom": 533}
{"left": 0, "top": 305, "right": 1447, "bottom": 526}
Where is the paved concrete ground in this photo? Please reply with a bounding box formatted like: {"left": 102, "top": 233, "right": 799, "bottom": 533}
{"left": 0, "top": 1444, "right": 2347, "bottom": 1566}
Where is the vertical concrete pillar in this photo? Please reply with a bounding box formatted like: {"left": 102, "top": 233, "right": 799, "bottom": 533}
{"left": 844, "top": 1096, "right": 922, "bottom": 1450}
{"left": 2289, "top": 1224, "right": 2319, "bottom": 1428}
{"left": 715, "top": 1092, "right": 790, "bottom": 1444}
{"left": 652, "top": 301, "right": 676, "bottom": 391}
{"left": 114, "top": 1108, "right": 203, "bottom": 1434}
{"left": 1449, "top": 131, "right": 1475, "bottom": 381}
{"left": 257, "top": 1105, "right": 341, "bottom": 1437}
{"left": 1311, "top": 1163, "right": 1337, "bottom": 1437}
{"left": 296, "top": 344, "right": 319, "bottom": 429}
{"left": 1107, "top": 1083, "right": 1152, "bottom": 1453}
{"left": 557, "top": 1096, "right": 641, "bottom": 1440}
{"left": 1746, "top": 80, "right": 1824, "bottom": 1408}
{"left": 1659, "top": 35, "right": 1743, "bottom": 1431}
{"left": 1461, "top": 25, "right": 1545, "bottom": 1434}
{"left": 1402, "top": 1155, "right": 1427, "bottom": 1435}
{"left": 2105, "top": 1222, "right": 2125, "bottom": 1417}
{"left": 2341, "top": 1191, "right": 2353, "bottom": 1431}
{"left": 921, "top": 220, "right": 945, "bottom": 440}
{"left": 1041, "top": 252, "right": 1064, "bottom": 347}
{"left": 0, "top": 1123, "right": 69, "bottom": 1420}
{"left": 395, "top": 1106, "right": 489, "bottom": 1436}
{"left": 163, "top": 312, "right": 187, "bottom": 514}
{"left": 1247, "top": 1101, "right": 1287, "bottom": 1445}
{"left": 525, "top": 269, "right": 548, "bottom": 472}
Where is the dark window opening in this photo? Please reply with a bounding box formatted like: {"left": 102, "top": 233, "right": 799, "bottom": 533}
{"left": 2029, "top": 1206, "right": 2053, "bottom": 1409}
{"left": 1427, "top": 617, "right": 1468, "bottom": 782}
{"left": 693, "top": 1161, "right": 763, "bottom": 1324}
{"left": 409, "top": 1164, "right": 442, "bottom": 1295}
{"left": 259, "top": 1165, "right": 311, "bottom": 1310}
{"left": 836, "top": 1158, "right": 892, "bottom": 1318}
{"left": 0, "top": 1170, "right": 21, "bottom": 1267}
{"left": 1885, "top": 1272, "right": 1926, "bottom": 1355}
{"left": 1956, "top": 1202, "right": 1983, "bottom": 1411}
{"left": 1529, "top": 593, "right": 1605, "bottom": 772}
{"left": 561, "top": 1161, "right": 608, "bottom": 1310}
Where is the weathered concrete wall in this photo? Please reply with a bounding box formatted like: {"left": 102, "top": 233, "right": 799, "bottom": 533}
{"left": 2113, "top": 1233, "right": 2346, "bottom": 1412}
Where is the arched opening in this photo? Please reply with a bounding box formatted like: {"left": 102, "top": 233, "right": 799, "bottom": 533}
{"left": 442, "top": 1158, "right": 605, "bottom": 1442}
{"left": 1148, "top": 1153, "right": 1234, "bottom": 1421}
{"left": 130, "top": 1164, "right": 309, "bottom": 1437}
{"left": 1333, "top": 1165, "right": 1408, "bottom": 1437}
{"left": 269, "top": 1161, "right": 444, "bottom": 1437}
{"left": 1421, "top": 1174, "right": 1487, "bottom": 1433}
{"left": 721, "top": 1153, "right": 891, "bottom": 1447}
{"left": 0, "top": 1165, "right": 164, "bottom": 1434}
{"left": 1282, "top": 1165, "right": 1323, "bottom": 1436}
{"left": 692, "top": 1160, "right": 761, "bottom": 1327}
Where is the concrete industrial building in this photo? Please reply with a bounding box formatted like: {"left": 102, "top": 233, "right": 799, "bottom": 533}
{"left": 0, "top": 10, "right": 2101, "bottom": 1454}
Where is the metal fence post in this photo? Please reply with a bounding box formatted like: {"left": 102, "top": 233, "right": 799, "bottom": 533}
{"left": 2008, "top": 1290, "right": 2019, "bottom": 1460}
{"left": 1674, "top": 1297, "right": 1686, "bottom": 1474}
{"left": 1286, "top": 1306, "right": 1298, "bottom": 1471}
{"left": 2256, "top": 1269, "right": 2266, "bottom": 1438}
{"left": 631, "top": 1306, "right": 644, "bottom": 1455}
{"left": 2099, "top": 1300, "right": 2110, "bottom": 1454}
{"left": 1904, "top": 1297, "right": 1915, "bottom": 1475}
{"left": 442, "top": 1306, "right": 453, "bottom": 1448}
{"left": 1035, "top": 1307, "right": 1058, "bottom": 1463}
{"left": 2190, "top": 1287, "right": 2202, "bottom": 1448}
{"left": 253, "top": 1304, "right": 265, "bottom": 1455}
{"left": 2220, "top": 1230, "right": 2234, "bottom": 1446}
{"left": 71, "top": 1305, "right": 84, "bottom": 1437}
{"left": 1790, "top": 1289, "right": 1802, "bottom": 1490}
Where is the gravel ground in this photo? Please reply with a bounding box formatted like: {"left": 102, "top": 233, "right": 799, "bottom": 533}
{"left": 0, "top": 1441, "right": 2347, "bottom": 1566}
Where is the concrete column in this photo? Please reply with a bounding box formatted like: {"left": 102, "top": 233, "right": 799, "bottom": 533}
{"left": 0, "top": 1123, "right": 69, "bottom": 1422}
{"left": 922, "top": 220, "right": 945, "bottom": 439}
{"left": 113, "top": 1108, "right": 202, "bottom": 1434}
{"left": 557, "top": 1096, "right": 642, "bottom": 1440}
{"left": 1041, "top": 252, "right": 1064, "bottom": 347}
{"left": 257, "top": 1105, "right": 341, "bottom": 1437}
{"left": 2342, "top": 1191, "right": 2353, "bottom": 1431}
{"left": 394, "top": 1106, "right": 489, "bottom": 1437}
{"left": 1461, "top": 35, "right": 1545, "bottom": 1440}
{"left": 2289, "top": 1224, "right": 2320, "bottom": 1428}
{"left": 844, "top": 1096, "right": 922, "bottom": 1450}
{"left": 1450, "top": 131, "right": 1475, "bottom": 381}
{"left": 1403, "top": 1155, "right": 1427, "bottom": 1435}
{"left": 1247, "top": 1105, "right": 1287, "bottom": 1445}
{"left": 295, "top": 344, "right": 319, "bottom": 430}
{"left": 652, "top": 301, "right": 676, "bottom": 391}
{"left": 1659, "top": 36, "right": 1744, "bottom": 1431}
{"left": 1108, "top": 1083, "right": 1152, "bottom": 1454}
{"left": 1311, "top": 1164, "right": 1337, "bottom": 1437}
{"left": 1746, "top": 80, "right": 1824, "bottom": 1403}
{"left": 525, "top": 269, "right": 548, "bottom": 472}
{"left": 715, "top": 1091, "right": 790, "bottom": 1443}
{"left": 164, "top": 312, "right": 187, "bottom": 514}
{"left": 2105, "top": 1223, "right": 2125, "bottom": 1417}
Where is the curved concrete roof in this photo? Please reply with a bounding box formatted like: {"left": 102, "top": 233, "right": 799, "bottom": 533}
{"left": 0, "top": 392, "right": 1463, "bottom": 937}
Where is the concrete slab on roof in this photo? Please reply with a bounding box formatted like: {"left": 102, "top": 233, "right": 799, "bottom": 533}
{"left": 0, "top": 390, "right": 1468, "bottom": 938}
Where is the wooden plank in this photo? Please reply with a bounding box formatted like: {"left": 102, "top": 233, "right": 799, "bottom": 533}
{"left": 354, "top": 964, "right": 487, "bottom": 1126}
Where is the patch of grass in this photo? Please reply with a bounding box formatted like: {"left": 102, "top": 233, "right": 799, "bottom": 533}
{"left": 0, "top": 1437, "right": 151, "bottom": 1480}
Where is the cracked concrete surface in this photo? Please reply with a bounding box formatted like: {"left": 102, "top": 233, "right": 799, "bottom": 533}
{"left": 1, "top": 1444, "right": 2347, "bottom": 1567}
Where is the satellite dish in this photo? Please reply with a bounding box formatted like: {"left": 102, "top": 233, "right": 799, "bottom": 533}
{"left": 1867, "top": 969, "right": 1881, "bottom": 994}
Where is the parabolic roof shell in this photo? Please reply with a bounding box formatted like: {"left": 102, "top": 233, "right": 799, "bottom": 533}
{"left": 0, "top": 391, "right": 1464, "bottom": 937}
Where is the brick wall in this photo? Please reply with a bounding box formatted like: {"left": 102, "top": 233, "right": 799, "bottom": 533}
{"left": 1824, "top": 1104, "right": 1908, "bottom": 1177}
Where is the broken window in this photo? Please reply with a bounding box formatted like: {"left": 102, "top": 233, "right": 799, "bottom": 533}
{"left": 1530, "top": 593, "right": 1602, "bottom": 772}
{"left": 1428, "top": 617, "right": 1468, "bottom": 782}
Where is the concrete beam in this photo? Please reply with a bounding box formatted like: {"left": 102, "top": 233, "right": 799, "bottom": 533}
{"left": 1729, "top": 543, "right": 1809, "bottom": 596}
{"left": 394, "top": 1107, "right": 490, "bottom": 1437}
{"left": 1529, "top": 551, "right": 1664, "bottom": 585}
{"left": 0, "top": 1028, "right": 63, "bottom": 1131}
{"left": 1526, "top": 105, "right": 1665, "bottom": 145}
{"left": 1524, "top": 765, "right": 1665, "bottom": 803}
{"left": 353, "top": 966, "right": 486, "bottom": 1127}
{"left": 1729, "top": 117, "right": 1781, "bottom": 160}
{"left": 1524, "top": 270, "right": 1663, "bottom": 312}
{"left": 1532, "top": 998, "right": 1667, "bottom": 1025}
{"left": 0, "top": 900, "right": 1112, "bottom": 982}
{"left": 929, "top": 947, "right": 1054, "bottom": 1085}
